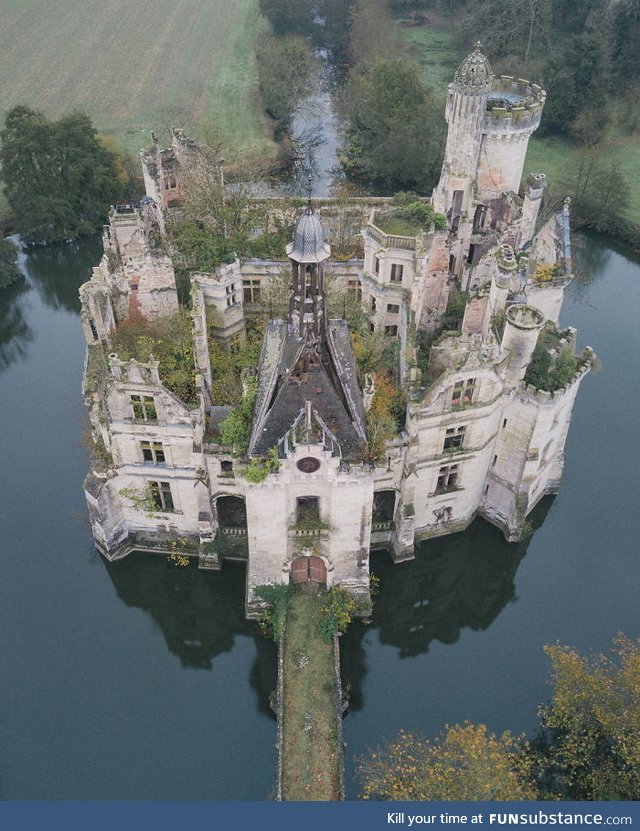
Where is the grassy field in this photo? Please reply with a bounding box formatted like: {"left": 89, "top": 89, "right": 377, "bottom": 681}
{"left": 281, "top": 591, "right": 341, "bottom": 801}
{"left": 397, "top": 19, "right": 640, "bottom": 227}
{"left": 0, "top": 0, "right": 273, "bottom": 159}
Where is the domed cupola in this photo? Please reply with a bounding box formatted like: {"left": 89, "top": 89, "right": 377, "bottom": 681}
{"left": 453, "top": 41, "right": 493, "bottom": 91}
{"left": 286, "top": 208, "right": 331, "bottom": 264}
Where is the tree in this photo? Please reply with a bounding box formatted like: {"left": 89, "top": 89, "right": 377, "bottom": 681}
{"left": 541, "top": 28, "right": 611, "bottom": 141}
{"left": 256, "top": 35, "right": 317, "bottom": 135}
{"left": 0, "top": 237, "right": 21, "bottom": 289}
{"left": 538, "top": 636, "right": 640, "bottom": 800}
{"left": 0, "top": 106, "right": 126, "bottom": 243}
{"left": 555, "top": 147, "right": 632, "bottom": 236}
{"left": 358, "top": 723, "right": 537, "bottom": 800}
{"left": 340, "top": 60, "right": 444, "bottom": 193}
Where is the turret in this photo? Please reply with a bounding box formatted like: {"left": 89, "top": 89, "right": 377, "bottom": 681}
{"left": 433, "top": 42, "right": 493, "bottom": 219}
{"left": 500, "top": 303, "right": 545, "bottom": 387}
{"left": 520, "top": 173, "right": 546, "bottom": 245}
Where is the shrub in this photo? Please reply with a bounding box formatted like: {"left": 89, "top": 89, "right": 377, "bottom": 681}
{"left": 255, "top": 583, "right": 295, "bottom": 641}
{"left": 315, "top": 586, "right": 356, "bottom": 642}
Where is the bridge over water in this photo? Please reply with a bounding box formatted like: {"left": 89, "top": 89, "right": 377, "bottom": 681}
{"left": 275, "top": 591, "right": 345, "bottom": 800}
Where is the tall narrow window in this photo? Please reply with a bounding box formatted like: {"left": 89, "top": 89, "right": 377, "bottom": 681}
{"left": 131, "top": 395, "right": 157, "bottom": 421}
{"left": 436, "top": 464, "right": 459, "bottom": 494}
{"left": 149, "top": 481, "right": 174, "bottom": 512}
{"left": 390, "top": 263, "right": 404, "bottom": 282}
{"left": 348, "top": 279, "right": 362, "bottom": 301}
{"left": 443, "top": 425, "right": 466, "bottom": 451}
{"left": 141, "top": 441, "right": 165, "bottom": 464}
{"left": 88, "top": 319, "right": 99, "bottom": 341}
{"left": 371, "top": 296, "right": 377, "bottom": 313}
{"left": 374, "top": 256, "right": 380, "bottom": 275}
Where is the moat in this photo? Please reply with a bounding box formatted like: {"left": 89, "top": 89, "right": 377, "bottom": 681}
{"left": 0, "top": 232, "right": 638, "bottom": 798}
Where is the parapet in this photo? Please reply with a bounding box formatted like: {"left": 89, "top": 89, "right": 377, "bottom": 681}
{"left": 484, "top": 76, "right": 546, "bottom": 133}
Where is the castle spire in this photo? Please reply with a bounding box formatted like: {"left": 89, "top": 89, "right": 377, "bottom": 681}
{"left": 453, "top": 41, "right": 493, "bottom": 90}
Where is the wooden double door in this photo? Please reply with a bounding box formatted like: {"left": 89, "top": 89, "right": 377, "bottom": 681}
{"left": 290, "top": 556, "right": 327, "bottom": 586}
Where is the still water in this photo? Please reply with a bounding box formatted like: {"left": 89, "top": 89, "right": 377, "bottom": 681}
{"left": 0, "top": 233, "right": 638, "bottom": 799}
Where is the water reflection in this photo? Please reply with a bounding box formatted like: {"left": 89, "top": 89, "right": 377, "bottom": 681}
{"left": 341, "top": 499, "right": 554, "bottom": 708}
{"left": 104, "top": 555, "right": 277, "bottom": 711}
{"left": 0, "top": 276, "right": 33, "bottom": 371}
{"left": 25, "top": 237, "right": 101, "bottom": 313}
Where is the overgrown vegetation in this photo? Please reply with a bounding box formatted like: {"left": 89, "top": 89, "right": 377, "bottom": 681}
{"left": 255, "top": 583, "right": 295, "bottom": 641}
{"left": 358, "top": 635, "right": 640, "bottom": 800}
{"left": 315, "top": 586, "right": 357, "bottom": 642}
{"left": 524, "top": 326, "right": 580, "bottom": 392}
{"left": 110, "top": 309, "right": 198, "bottom": 406}
{"left": 365, "top": 372, "right": 406, "bottom": 463}
{"left": 219, "top": 379, "right": 258, "bottom": 454}
{"left": 280, "top": 590, "right": 342, "bottom": 800}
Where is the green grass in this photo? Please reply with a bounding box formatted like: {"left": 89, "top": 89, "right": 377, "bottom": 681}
{"left": 373, "top": 211, "right": 422, "bottom": 237}
{"left": 281, "top": 591, "right": 341, "bottom": 801}
{"left": 525, "top": 133, "right": 640, "bottom": 226}
{"left": 0, "top": 0, "right": 273, "bottom": 161}
{"left": 399, "top": 23, "right": 462, "bottom": 96}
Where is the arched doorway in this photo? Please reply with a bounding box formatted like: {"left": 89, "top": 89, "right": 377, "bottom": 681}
{"left": 290, "top": 556, "right": 327, "bottom": 586}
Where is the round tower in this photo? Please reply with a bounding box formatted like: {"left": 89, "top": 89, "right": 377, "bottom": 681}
{"left": 433, "top": 42, "right": 493, "bottom": 217}
{"left": 476, "top": 77, "right": 546, "bottom": 196}
{"left": 500, "top": 303, "right": 545, "bottom": 387}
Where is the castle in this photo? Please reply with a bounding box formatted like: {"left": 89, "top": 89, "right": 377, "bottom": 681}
{"left": 80, "top": 44, "right": 593, "bottom": 617}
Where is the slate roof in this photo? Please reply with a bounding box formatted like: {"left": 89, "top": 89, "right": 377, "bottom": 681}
{"left": 286, "top": 210, "right": 331, "bottom": 263}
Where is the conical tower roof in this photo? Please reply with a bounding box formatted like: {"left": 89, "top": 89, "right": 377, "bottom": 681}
{"left": 286, "top": 208, "right": 331, "bottom": 263}
{"left": 453, "top": 41, "right": 493, "bottom": 90}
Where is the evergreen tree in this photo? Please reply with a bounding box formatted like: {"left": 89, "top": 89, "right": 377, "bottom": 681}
{"left": 0, "top": 106, "right": 125, "bottom": 244}
{"left": 340, "top": 60, "right": 444, "bottom": 192}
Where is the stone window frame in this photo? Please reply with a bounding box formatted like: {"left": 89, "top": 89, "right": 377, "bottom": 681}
{"left": 141, "top": 440, "right": 166, "bottom": 465}
{"left": 451, "top": 377, "right": 476, "bottom": 408}
{"left": 242, "top": 278, "right": 261, "bottom": 304}
{"left": 131, "top": 394, "right": 157, "bottom": 422}
{"left": 384, "top": 324, "right": 398, "bottom": 337}
{"left": 443, "top": 425, "right": 466, "bottom": 451}
{"left": 225, "top": 282, "right": 239, "bottom": 308}
{"left": 149, "top": 480, "right": 175, "bottom": 513}
{"left": 436, "top": 464, "right": 460, "bottom": 494}
{"left": 390, "top": 263, "right": 404, "bottom": 283}
{"left": 386, "top": 303, "right": 400, "bottom": 315}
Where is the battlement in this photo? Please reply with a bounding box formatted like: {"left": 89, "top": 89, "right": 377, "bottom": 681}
{"left": 484, "top": 76, "right": 546, "bottom": 133}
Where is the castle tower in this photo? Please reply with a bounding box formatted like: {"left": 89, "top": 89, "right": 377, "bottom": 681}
{"left": 286, "top": 206, "right": 331, "bottom": 343}
{"left": 433, "top": 42, "right": 493, "bottom": 221}
{"left": 500, "top": 303, "right": 545, "bottom": 388}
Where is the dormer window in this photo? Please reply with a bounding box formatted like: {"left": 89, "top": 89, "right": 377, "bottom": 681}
{"left": 131, "top": 395, "right": 157, "bottom": 421}
{"left": 452, "top": 378, "right": 476, "bottom": 408}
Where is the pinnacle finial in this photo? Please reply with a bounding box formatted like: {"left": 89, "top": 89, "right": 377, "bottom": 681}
{"left": 453, "top": 41, "right": 493, "bottom": 89}
{"left": 306, "top": 174, "right": 313, "bottom": 213}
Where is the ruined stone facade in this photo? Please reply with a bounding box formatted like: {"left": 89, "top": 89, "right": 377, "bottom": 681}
{"left": 80, "top": 44, "right": 593, "bottom": 617}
